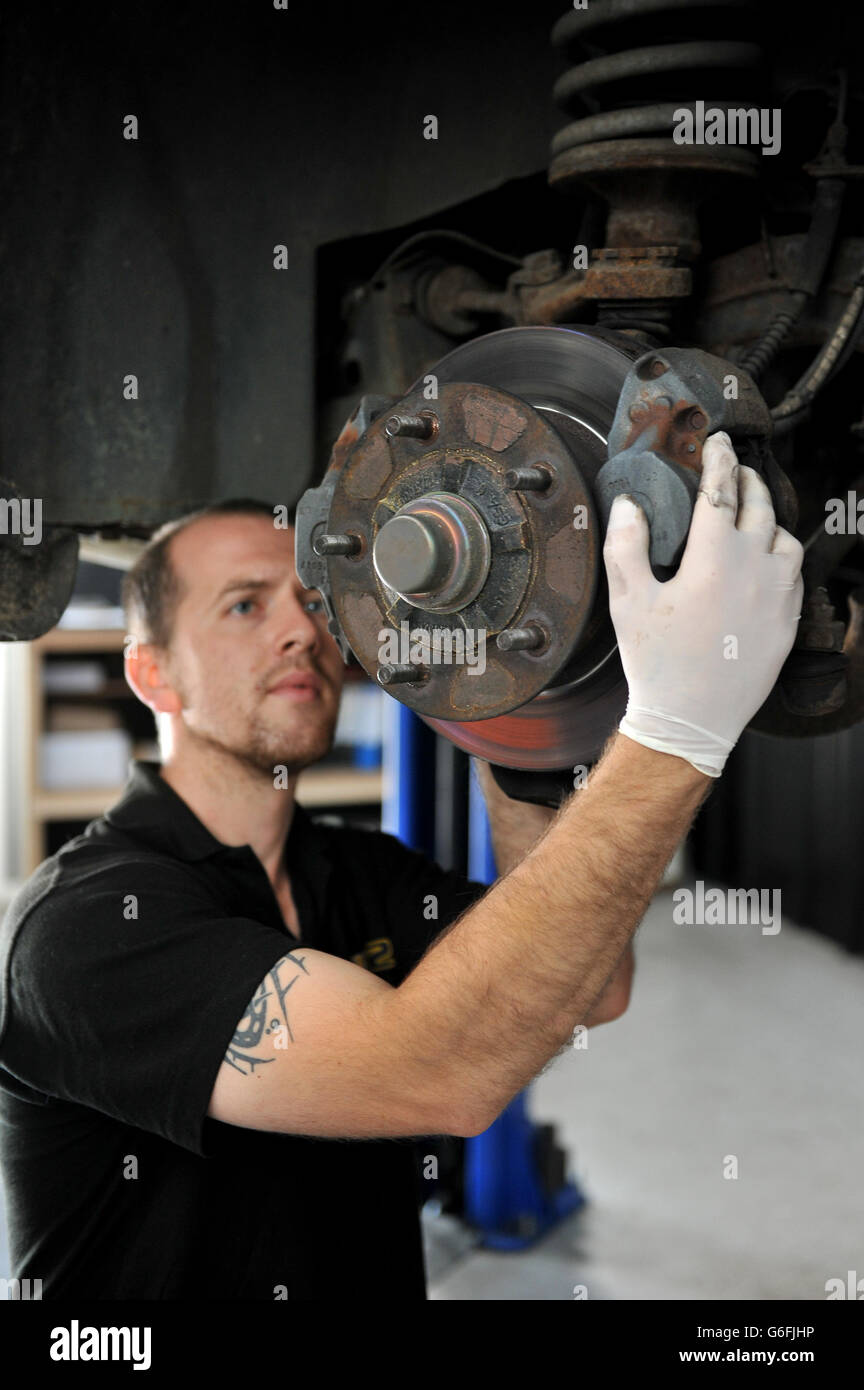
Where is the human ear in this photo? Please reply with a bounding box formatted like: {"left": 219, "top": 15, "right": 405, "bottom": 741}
{"left": 124, "top": 640, "right": 183, "bottom": 715}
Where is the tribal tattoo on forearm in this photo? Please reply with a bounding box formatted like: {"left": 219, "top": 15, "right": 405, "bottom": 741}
{"left": 223, "top": 952, "right": 310, "bottom": 1076}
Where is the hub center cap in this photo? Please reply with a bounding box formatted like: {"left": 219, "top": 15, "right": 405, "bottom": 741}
{"left": 372, "top": 492, "right": 491, "bottom": 612}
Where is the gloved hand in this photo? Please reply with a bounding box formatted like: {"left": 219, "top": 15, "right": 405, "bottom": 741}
{"left": 603, "top": 431, "right": 804, "bottom": 777}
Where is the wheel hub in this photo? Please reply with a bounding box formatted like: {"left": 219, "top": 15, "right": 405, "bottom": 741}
{"left": 298, "top": 325, "right": 644, "bottom": 768}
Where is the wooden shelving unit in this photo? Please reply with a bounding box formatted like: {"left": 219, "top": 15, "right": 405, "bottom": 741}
{"left": 23, "top": 627, "right": 384, "bottom": 873}
{"left": 24, "top": 628, "right": 131, "bottom": 871}
{"left": 297, "top": 767, "right": 383, "bottom": 807}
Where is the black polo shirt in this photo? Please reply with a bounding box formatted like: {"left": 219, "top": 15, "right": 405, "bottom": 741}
{"left": 0, "top": 761, "right": 486, "bottom": 1300}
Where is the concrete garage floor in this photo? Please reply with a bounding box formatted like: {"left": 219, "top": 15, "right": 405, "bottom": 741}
{"left": 425, "top": 882, "right": 864, "bottom": 1301}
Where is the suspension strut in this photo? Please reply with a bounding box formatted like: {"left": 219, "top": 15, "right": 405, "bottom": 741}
{"left": 548, "top": 0, "right": 765, "bottom": 338}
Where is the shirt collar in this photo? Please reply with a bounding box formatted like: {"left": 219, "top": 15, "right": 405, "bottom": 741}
{"left": 104, "top": 760, "right": 324, "bottom": 868}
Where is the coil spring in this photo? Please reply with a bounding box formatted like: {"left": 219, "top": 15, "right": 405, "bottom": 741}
{"left": 550, "top": 0, "right": 763, "bottom": 172}
{"left": 596, "top": 299, "right": 673, "bottom": 340}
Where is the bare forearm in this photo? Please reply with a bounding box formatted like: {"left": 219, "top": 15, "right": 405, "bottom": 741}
{"left": 472, "top": 758, "right": 557, "bottom": 876}
{"left": 396, "top": 733, "right": 710, "bottom": 1129}
{"left": 473, "top": 757, "right": 632, "bottom": 1027}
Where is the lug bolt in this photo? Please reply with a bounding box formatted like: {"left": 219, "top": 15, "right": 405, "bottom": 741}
{"left": 313, "top": 532, "right": 361, "bottom": 557}
{"left": 497, "top": 624, "right": 545, "bottom": 652}
{"left": 385, "top": 413, "right": 437, "bottom": 440}
{"left": 649, "top": 359, "right": 668, "bottom": 378}
{"left": 377, "top": 663, "right": 429, "bottom": 685}
{"left": 689, "top": 410, "right": 706, "bottom": 429}
{"left": 505, "top": 466, "right": 553, "bottom": 492}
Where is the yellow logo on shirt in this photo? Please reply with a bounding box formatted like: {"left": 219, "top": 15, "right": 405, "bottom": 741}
{"left": 352, "top": 937, "right": 396, "bottom": 973}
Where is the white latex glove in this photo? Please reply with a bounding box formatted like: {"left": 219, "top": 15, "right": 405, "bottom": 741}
{"left": 603, "top": 431, "right": 804, "bottom": 777}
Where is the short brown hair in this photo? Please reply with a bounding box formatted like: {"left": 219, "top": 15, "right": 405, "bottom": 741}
{"left": 122, "top": 498, "right": 294, "bottom": 648}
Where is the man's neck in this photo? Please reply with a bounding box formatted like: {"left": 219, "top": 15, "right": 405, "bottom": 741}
{"left": 158, "top": 740, "right": 299, "bottom": 891}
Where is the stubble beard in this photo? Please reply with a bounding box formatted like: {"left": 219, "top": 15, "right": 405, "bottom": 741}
{"left": 180, "top": 685, "right": 338, "bottom": 779}
{"left": 235, "top": 707, "right": 336, "bottom": 777}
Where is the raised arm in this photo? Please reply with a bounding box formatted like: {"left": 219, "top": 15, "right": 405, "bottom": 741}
{"left": 209, "top": 436, "right": 803, "bottom": 1140}
{"left": 471, "top": 755, "right": 634, "bottom": 1028}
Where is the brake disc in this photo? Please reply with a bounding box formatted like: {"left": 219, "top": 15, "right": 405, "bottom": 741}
{"left": 418, "top": 326, "right": 641, "bottom": 770}
{"left": 299, "top": 326, "right": 643, "bottom": 771}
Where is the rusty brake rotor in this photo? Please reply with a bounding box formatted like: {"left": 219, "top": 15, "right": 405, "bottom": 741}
{"left": 298, "top": 326, "right": 644, "bottom": 770}
{"left": 422, "top": 327, "right": 642, "bottom": 768}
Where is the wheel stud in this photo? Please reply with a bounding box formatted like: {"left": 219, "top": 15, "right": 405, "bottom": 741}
{"left": 504, "top": 466, "right": 553, "bottom": 492}
{"left": 385, "top": 413, "right": 437, "bottom": 440}
{"left": 496, "top": 624, "right": 545, "bottom": 652}
{"left": 313, "top": 533, "right": 361, "bottom": 557}
{"left": 377, "top": 663, "right": 429, "bottom": 685}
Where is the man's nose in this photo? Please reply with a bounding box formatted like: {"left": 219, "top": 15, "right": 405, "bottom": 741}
{"left": 272, "top": 593, "right": 320, "bottom": 654}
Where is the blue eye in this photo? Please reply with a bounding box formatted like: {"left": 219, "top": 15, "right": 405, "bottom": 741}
{"left": 305, "top": 598, "right": 324, "bottom": 614}
{"left": 230, "top": 598, "right": 256, "bottom": 616}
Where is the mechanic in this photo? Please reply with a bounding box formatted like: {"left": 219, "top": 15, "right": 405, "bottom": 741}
{"left": 0, "top": 432, "right": 803, "bottom": 1299}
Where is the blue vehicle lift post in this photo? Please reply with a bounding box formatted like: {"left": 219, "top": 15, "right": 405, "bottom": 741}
{"left": 383, "top": 700, "right": 585, "bottom": 1250}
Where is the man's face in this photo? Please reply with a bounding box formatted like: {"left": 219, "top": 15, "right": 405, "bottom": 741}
{"left": 157, "top": 514, "right": 345, "bottom": 776}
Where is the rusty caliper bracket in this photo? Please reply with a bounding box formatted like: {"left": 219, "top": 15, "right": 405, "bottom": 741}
{"left": 594, "top": 345, "right": 850, "bottom": 718}
{"left": 594, "top": 346, "right": 796, "bottom": 571}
